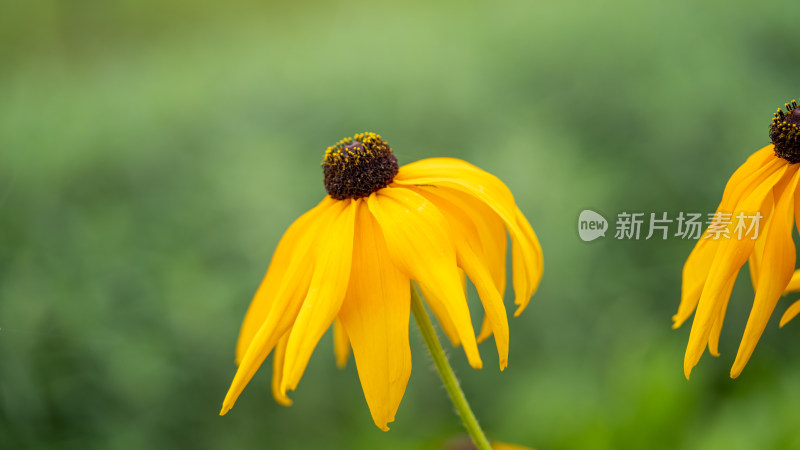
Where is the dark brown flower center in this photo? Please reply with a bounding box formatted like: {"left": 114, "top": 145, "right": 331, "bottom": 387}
{"left": 322, "top": 132, "right": 398, "bottom": 200}
{"left": 770, "top": 100, "right": 800, "bottom": 163}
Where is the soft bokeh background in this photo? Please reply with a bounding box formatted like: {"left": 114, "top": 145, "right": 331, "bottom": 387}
{"left": 3, "top": 1, "right": 800, "bottom": 449}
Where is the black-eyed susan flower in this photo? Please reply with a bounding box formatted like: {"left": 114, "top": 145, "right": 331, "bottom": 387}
{"left": 220, "top": 132, "right": 543, "bottom": 431}
{"left": 674, "top": 100, "right": 800, "bottom": 379}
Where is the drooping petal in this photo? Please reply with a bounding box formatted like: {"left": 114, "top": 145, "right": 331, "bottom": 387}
{"left": 748, "top": 228, "right": 767, "bottom": 292}
{"left": 418, "top": 268, "right": 470, "bottom": 347}
{"left": 731, "top": 165, "right": 800, "bottom": 377}
{"left": 338, "top": 201, "right": 412, "bottom": 431}
{"left": 780, "top": 299, "right": 800, "bottom": 327}
{"left": 684, "top": 159, "right": 790, "bottom": 378}
{"left": 236, "top": 197, "right": 335, "bottom": 363}
{"left": 512, "top": 205, "right": 544, "bottom": 314}
{"left": 458, "top": 244, "right": 509, "bottom": 369}
{"left": 403, "top": 185, "right": 509, "bottom": 369}
{"left": 221, "top": 198, "right": 340, "bottom": 415}
{"left": 405, "top": 184, "right": 508, "bottom": 298}
{"left": 281, "top": 199, "right": 357, "bottom": 393}
{"left": 367, "top": 187, "right": 483, "bottom": 369}
{"left": 405, "top": 184, "right": 508, "bottom": 343}
{"left": 271, "top": 332, "right": 292, "bottom": 406}
{"left": 675, "top": 238, "right": 720, "bottom": 328}
{"left": 785, "top": 270, "right": 800, "bottom": 293}
{"left": 477, "top": 315, "right": 493, "bottom": 343}
{"left": 394, "top": 158, "right": 541, "bottom": 312}
{"left": 418, "top": 282, "right": 462, "bottom": 347}
{"left": 753, "top": 157, "right": 800, "bottom": 294}
{"left": 788, "top": 184, "right": 800, "bottom": 294}
{"left": 707, "top": 276, "right": 736, "bottom": 357}
{"left": 714, "top": 177, "right": 778, "bottom": 354}
{"left": 796, "top": 172, "right": 800, "bottom": 236}
{"left": 674, "top": 150, "right": 780, "bottom": 328}
{"left": 333, "top": 319, "right": 350, "bottom": 369}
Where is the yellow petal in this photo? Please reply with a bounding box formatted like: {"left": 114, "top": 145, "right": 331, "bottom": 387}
{"left": 477, "top": 315, "right": 493, "bottom": 343}
{"left": 367, "top": 187, "right": 483, "bottom": 369}
{"left": 396, "top": 158, "right": 517, "bottom": 215}
{"left": 707, "top": 276, "right": 736, "bottom": 357}
{"left": 787, "top": 175, "right": 800, "bottom": 294}
{"left": 411, "top": 183, "right": 505, "bottom": 345}
{"left": 674, "top": 237, "right": 718, "bottom": 328}
{"left": 780, "top": 299, "right": 800, "bottom": 327}
{"left": 271, "top": 332, "right": 292, "bottom": 406}
{"left": 338, "top": 202, "right": 412, "bottom": 431}
{"left": 281, "top": 199, "right": 357, "bottom": 393}
{"left": 752, "top": 149, "right": 800, "bottom": 293}
{"left": 333, "top": 319, "right": 350, "bottom": 369}
{"left": 674, "top": 149, "right": 779, "bottom": 328}
{"left": 785, "top": 270, "right": 800, "bottom": 293}
{"left": 236, "top": 197, "right": 335, "bottom": 363}
{"left": 512, "top": 205, "right": 544, "bottom": 314}
{"left": 458, "top": 243, "right": 509, "bottom": 369}
{"left": 684, "top": 158, "right": 789, "bottom": 378}
{"left": 748, "top": 231, "right": 767, "bottom": 292}
{"left": 418, "top": 281, "right": 462, "bottom": 347}
{"left": 796, "top": 172, "right": 800, "bottom": 236}
{"left": 402, "top": 185, "right": 509, "bottom": 368}
{"left": 406, "top": 184, "right": 508, "bottom": 298}
{"left": 711, "top": 155, "right": 783, "bottom": 351}
{"left": 221, "top": 197, "right": 339, "bottom": 415}
{"left": 395, "top": 158, "right": 541, "bottom": 313}
{"left": 731, "top": 165, "right": 800, "bottom": 377}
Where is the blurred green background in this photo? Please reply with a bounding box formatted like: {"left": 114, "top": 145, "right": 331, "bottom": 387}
{"left": 3, "top": 1, "right": 800, "bottom": 449}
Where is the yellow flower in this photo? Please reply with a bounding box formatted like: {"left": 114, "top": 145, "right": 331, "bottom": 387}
{"left": 220, "top": 132, "right": 543, "bottom": 430}
{"left": 674, "top": 100, "right": 800, "bottom": 379}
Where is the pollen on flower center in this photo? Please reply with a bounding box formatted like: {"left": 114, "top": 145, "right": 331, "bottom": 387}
{"left": 769, "top": 100, "right": 800, "bottom": 163}
{"left": 323, "top": 132, "right": 399, "bottom": 200}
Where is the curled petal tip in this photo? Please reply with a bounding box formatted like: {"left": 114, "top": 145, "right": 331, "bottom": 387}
{"left": 279, "top": 380, "right": 290, "bottom": 396}
{"left": 373, "top": 416, "right": 394, "bottom": 432}
{"left": 273, "top": 393, "right": 293, "bottom": 407}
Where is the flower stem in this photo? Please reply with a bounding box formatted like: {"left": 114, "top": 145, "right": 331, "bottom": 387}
{"left": 410, "top": 284, "right": 492, "bottom": 450}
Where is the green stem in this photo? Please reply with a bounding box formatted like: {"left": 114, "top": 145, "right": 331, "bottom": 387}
{"left": 410, "top": 284, "right": 492, "bottom": 450}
